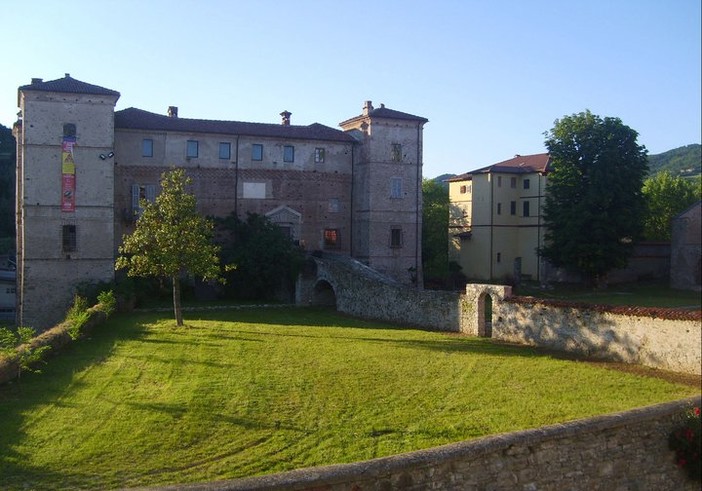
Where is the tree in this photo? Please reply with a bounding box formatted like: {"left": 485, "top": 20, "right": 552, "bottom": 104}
{"left": 422, "top": 179, "right": 449, "bottom": 281}
{"left": 217, "top": 212, "right": 304, "bottom": 301}
{"left": 540, "top": 110, "right": 648, "bottom": 286}
{"left": 115, "top": 168, "right": 221, "bottom": 325}
{"left": 0, "top": 123, "right": 16, "bottom": 251}
{"left": 642, "top": 172, "right": 701, "bottom": 241}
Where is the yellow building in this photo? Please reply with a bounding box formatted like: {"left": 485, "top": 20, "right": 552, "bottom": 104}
{"left": 448, "top": 153, "right": 551, "bottom": 282}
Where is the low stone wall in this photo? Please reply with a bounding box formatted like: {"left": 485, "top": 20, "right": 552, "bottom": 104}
{"left": 141, "top": 396, "right": 701, "bottom": 491}
{"left": 0, "top": 306, "right": 107, "bottom": 385}
{"left": 493, "top": 296, "right": 702, "bottom": 375}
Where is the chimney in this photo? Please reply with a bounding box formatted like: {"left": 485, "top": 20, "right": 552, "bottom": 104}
{"left": 64, "top": 73, "right": 71, "bottom": 78}
{"left": 280, "top": 110, "right": 291, "bottom": 126}
{"left": 362, "top": 100, "right": 374, "bottom": 116}
{"left": 168, "top": 106, "right": 178, "bottom": 118}
{"left": 31, "top": 78, "right": 43, "bottom": 84}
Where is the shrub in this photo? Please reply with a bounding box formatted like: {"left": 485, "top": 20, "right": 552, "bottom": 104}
{"left": 669, "top": 406, "right": 701, "bottom": 480}
{"left": 65, "top": 295, "right": 90, "bottom": 341}
{"left": 0, "top": 326, "right": 51, "bottom": 379}
{"left": 96, "top": 290, "right": 117, "bottom": 317}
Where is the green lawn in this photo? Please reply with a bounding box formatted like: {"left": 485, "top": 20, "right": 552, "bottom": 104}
{"left": 0, "top": 308, "right": 699, "bottom": 490}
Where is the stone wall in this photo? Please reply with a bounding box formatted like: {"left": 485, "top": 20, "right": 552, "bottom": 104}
{"left": 144, "top": 396, "right": 701, "bottom": 491}
{"left": 493, "top": 296, "right": 702, "bottom": 375}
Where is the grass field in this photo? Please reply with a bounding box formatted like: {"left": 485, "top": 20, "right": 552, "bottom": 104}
{"left": 0, "top": 307, "right": 699, "bottom": 490}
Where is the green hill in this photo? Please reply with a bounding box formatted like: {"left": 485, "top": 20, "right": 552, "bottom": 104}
{"left": 647, "top": 144, "right": 701, "bottom": 177}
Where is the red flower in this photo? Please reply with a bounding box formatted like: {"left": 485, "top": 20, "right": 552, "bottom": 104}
{"left": 694, "top": 407, "right": 700, "bottom": 417}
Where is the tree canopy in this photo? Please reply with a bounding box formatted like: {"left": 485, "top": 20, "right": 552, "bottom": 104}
{"left": 642, "top": 172, "right": 701, "bottom": 241}
{"left": 216, "top": 212, "right": 304, "bottom": 301}
{"left": 422, "top": 178, "right": 449, "bottom": 281}
{"left": 115, "top": 168, "right": 221, "bottom": 325}
{"left": 540, "top": 110, "right": 648, "bottom": 286}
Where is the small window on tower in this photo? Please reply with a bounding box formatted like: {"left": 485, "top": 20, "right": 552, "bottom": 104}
{"left": 390, "top": 227, "right": 403, "bottom": 248}
{"left": 63, "top": 123, "right": 76, "bottom": 137}
{"left": 391, "top": 143, "right": 402, "bottom": 162}
{"left": 252, "top": 144, "right": 263, "bottom": 161}
{"left": 62, "top": 224, "right": 77, "bottom": 252}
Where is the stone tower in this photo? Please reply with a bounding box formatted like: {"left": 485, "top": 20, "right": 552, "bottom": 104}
{"left": 340, "top": 101, "right": 428, "bottom": 286}
{"left": 14, "top": 74, "right": 120, "bottom": 329}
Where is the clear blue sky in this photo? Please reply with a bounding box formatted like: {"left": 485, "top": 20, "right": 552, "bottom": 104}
{"left": 2, "top": 0, "right": 700, "bottom": 178}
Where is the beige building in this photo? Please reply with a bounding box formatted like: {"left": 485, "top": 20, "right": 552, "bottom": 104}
{"left": 14, "top": 75, "right": 427, "bottom": 329}
{"left": 448, "top": 153, "right": 551, "bottom": 282}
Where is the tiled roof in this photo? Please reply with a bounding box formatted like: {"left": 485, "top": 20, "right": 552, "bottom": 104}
{"left": 19, "top": 74, "right": 120, "bottom": 97}
{"left": 449, "top": 153, "right": 551, "bottom": 181}
{"left": 339, "top": 104, "right": 428, "bottom": 126}
{"left": 115, "top": 108, "right": 357, "bottom": 143}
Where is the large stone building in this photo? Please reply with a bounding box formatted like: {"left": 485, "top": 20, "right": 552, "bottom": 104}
{"left": 448, "top": 153, "right": 551, "bottom": 282}
{"left": 14, "top": 74, "right": 427, "bottom": 329}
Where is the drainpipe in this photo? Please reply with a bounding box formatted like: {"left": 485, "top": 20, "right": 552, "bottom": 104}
{"left": 537, "top": 172, "right": 542, "bottom": 283}
{"left": 489, "top": 173, "right": 494, "bottom": 279}
{"left": 350, "top": 143, "right": 355, "bottom": 258}
{"left": 415, "top": 122, "right": 421, "bottom": 288}
{"left": 234, "top": 135, "right": 239, "bottom": 219}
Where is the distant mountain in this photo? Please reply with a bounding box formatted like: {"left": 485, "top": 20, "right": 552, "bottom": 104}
{"left": 647, "top": 144, "right": 701, "bottom": 177}
{"left": 430, "top": 174, "right": 456, "bottom": 189}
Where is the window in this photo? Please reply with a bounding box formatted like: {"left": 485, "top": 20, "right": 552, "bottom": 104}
{"left": 63, "top": 123, "right": 76, "bottom": 137}
{"left": 324, "top": 229, "right": 339, "bottom": 248}
{"left": 142, "top": 139, "right": 153, "bottom": 157}
{"left": 510, "top": 177, "right": 517, "bottom": 188}
{"left": 523, "top": 178, "right": 530, "bottom": 190}
{"left": 283, "top": 145, "right": 295, "bottom": 162}
{"left": 390, "top": 177, "right": 403, "bottom": 198}
{"left": 497, "top": 176, "right": 502, "bottom": 187}
{"left": 219, "top": 142, "right": 231, "bottom": 160}
{"left": 62, "top": 225, "right": 76, "bottom": 252}
{"left": 497, "top": 203, "right": 502, "bottom": 215}
{"left": 523, "top": 201, "right": 530, "bottom": 217}
{"left": 390, "top": 227, "right": 403, "bottom": 248}
{"left": 252, "top": 144, "right": 263, "bottom": 161}
{"left": 496, "top": 252, "right": 502, "bottom": 263}
{"left": 391, "top": 143, "right": 402, "bottom": 162}
{"left": 186, "top": 140, "right": 199, "bottom": 158}
{"left": 131, "top": 184, "right": 157, "bottom": 216}
{"left": 460, "top": 185, "right": 467, "bottom": 194}
{"left": 510, "top": 201, "right": 516, "bottom": 215}
{"left": 315, "top": 148, "right": 325, "bottom": 163}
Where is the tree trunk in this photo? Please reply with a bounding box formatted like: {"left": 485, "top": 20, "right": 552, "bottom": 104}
{"left": 172, "top": 275, "right": 184, "bottom": 326}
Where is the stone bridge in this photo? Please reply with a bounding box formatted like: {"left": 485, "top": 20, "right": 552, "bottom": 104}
{"left": 295, "top": 253, "right": 506, "bottom": 335}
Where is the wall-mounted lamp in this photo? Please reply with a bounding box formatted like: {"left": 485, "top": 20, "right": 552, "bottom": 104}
{"left": 99, "top": 151, "right": 115, "bottom": 160}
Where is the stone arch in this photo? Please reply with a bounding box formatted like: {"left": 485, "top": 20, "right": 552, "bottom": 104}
{"left": 311, "top": 279, "right": 337, "bottom": 308}
{"left": 478, "top": 292, "right": 493, "bottom": 337}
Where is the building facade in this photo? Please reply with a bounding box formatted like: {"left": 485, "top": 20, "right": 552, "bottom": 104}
{"left": 14, "top": 75, "right": 427, "bottom": 329}
{"left": 448, "top": 153, "right": 550, "bottom": 282}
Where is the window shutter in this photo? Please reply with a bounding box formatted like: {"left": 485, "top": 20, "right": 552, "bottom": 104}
{"left": 131, "top": 184, "right": 140, "bottom": 212}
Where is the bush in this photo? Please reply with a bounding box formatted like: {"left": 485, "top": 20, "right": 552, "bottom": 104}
{"left": 669, "top": 406, "right": 701, "bottom": 480}
{"left": 65, "top": 295, "right": 90, "bottom": 340}
{"left": 0, "top": 325, "right": 51, "bottom": 379}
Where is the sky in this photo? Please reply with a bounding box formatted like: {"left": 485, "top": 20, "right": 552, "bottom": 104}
{"left": 1, "top": 0, "right": 700, "bottom": 178}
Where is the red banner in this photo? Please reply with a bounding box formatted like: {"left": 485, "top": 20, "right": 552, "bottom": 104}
{"left": 61, "top": 136, "right": 76, "bottom": 212}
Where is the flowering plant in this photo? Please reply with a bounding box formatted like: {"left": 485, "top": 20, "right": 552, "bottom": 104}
{"left": 669, "top": 406, "right": 701, "bottom": 480}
